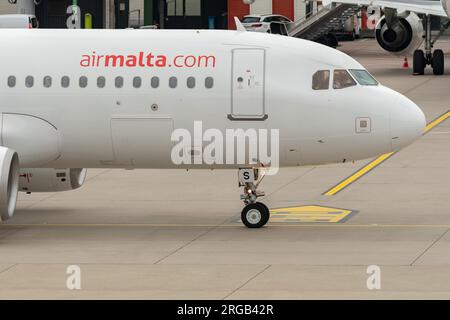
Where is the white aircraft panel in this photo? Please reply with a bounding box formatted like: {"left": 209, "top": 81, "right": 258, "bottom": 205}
{"left": 111, "top": 117, "right": 174, "bottom": 167}
{"left": 231, "top": 48, "right": 266, "bottom": 119}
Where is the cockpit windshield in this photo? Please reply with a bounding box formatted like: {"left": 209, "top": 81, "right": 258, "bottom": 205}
{"left": 349, "top": 69, "right": 379, "bottom": 86}
{"left": 333, "top": 70, "right": 356, "bottom": 89}
{"left": 312, "top": 69, "right": 379, "bottom": 91}
{"left": 312, "top": 70, "right": 330, "bottom": 90}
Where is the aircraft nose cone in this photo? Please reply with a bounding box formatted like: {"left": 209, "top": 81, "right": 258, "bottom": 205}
{"left": 391, "top": 94, "right": 426, "bottom": 151}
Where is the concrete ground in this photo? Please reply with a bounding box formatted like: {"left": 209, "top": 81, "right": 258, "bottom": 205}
{"left": 1, "top": 38, "right": 450, "bottom": 299}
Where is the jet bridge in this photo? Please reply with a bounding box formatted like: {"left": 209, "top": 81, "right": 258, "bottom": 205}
{"left": 287, "top": 3, "right": 361, "bottom": 42}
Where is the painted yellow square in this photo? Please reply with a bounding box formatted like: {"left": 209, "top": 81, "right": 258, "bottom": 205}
{"left": 270, "top": 205, "right": 355, "bottom": 223}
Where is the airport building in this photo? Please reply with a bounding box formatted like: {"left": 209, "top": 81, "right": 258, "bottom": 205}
{"left": 0, "top": 0, "right": 315, "bottom": 29}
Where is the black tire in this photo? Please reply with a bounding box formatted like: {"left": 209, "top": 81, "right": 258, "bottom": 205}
{"left": 432, "top": 49, "right": 445, "bottom": 76}
{"left": 241, "top": 202, "right": 270, "bottom": 229}
{"left": 413, "top": 50, "right": 426, "bottom": 75}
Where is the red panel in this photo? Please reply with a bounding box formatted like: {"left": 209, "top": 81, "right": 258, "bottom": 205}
{"left": 361, "top": 9, "right": 368, "bottom": 31}
{"left": 272, "top": 0, "right": 294, "bottom": 21}
{"left": 228, "top": 0, "right": 250, "bottom": 30}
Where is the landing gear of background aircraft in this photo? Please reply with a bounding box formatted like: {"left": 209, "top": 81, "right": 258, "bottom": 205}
{"left": 413, "top": 49, "right": 426, "bottom": 75}
{"left": 432, "top": 49, "right": 445, "bottom": 75}
{"left": 238, "top": 168, "right": 270, "bottom": 228}
{"left": 413, "top": 49, "right": 444, "bottom": 76}
{"left": 413, "top": 15, "right": 445, "bottom": 76}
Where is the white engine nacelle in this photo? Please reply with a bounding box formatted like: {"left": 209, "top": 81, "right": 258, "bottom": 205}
{"left": 19, "top": 168, "right": 87, "bottom": 193}
{"left": 442, "top": 0, "right": 450, "bottom": 18}
{"left": 376, "top": 12, "right": 424, "bottom": 56}
{"left": 0, "top": 146, "right": 19, "bottom": 221}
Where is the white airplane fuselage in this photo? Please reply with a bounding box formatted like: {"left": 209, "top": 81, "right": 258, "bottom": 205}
{"left": 0, "top": 29, "right": 425, "bottom": 170}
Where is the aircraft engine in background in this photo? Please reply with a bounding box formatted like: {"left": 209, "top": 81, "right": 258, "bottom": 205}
{"left": 19, "top": 168, "right": 87, "bottom": 193}
{"left": 0, "top": 146, "right": 20, "bottom": 221}
{"left": 376, "top": 12, "right": 424, "bottom": 56}
{"left": 442, "top": 0, "right": 450, "bottom": 18}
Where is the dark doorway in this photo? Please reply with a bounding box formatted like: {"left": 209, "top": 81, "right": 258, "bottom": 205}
{"left": 115, "top": 0, "right": 130, "bottom": 29}
{"left": 201, "top": 0, "right": 227, "bottom": 29}
{"left": 35, "top": 0, "right": 104, "bottom": 29}
{"left": 164, "top": 0, "right": 227, "bottom": 29}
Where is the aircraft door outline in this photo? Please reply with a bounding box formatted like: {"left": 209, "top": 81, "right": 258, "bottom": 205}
{"left": 229, "top": 48, "right": 267, "bottom": 121}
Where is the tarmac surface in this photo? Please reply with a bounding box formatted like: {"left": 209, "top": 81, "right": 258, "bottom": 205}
{"left": 1, "top": 38, "right": 450, "bottom": 299}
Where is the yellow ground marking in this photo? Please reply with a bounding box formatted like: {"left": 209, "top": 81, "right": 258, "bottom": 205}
{"left": 269, "top": 205, "right": 356, "bottom": 223}
{"left": 424, "top": 111, "right": 450, "bottom": 133}
{"left": 324, "top": 152, "right": 394, "bottom": 196}
{"left": 324, "top": 110, "right": 450, "bottom": 196}
{"left": 0, "top": 223, "right": 449, "bottom": 228}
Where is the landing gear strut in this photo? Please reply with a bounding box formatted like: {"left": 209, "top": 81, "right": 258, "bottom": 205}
{"left": 238, "top": 168, "right": 270, "bottom": 228}
{"left": 413, "top": 15, "right": 444, "bottom": 75}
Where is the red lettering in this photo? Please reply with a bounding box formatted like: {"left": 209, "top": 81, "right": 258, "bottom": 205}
{"left": 97, "top": 55, "right": 104, "bottom": 67}
{"left": 146, "top": 53, "right": 155, "bottom": 67}
{"left": 138, "top": 52, "right": 145, "bottom": 67}
{"left": 198, "top": 55, "right": 216, "bottom": 68}
{"left": 155, "top": 55, "right": 167, "bottom": 67}
{"left": 80, "top": 52, "right": 216, "bottom": 68}
{"left": 184, "top": 55, "right": 196, "bottom": 68}
{"left": 105, "top": 55, "right": 124, "bottom": 67}
{"left": 173, "top": 55, "right": 184, "bottom": 68}
{"left": 126, "top": 55, "right": 137, "bottom": 67}
{"left": 80, "top": 55, "right": 90, "bottom": 67}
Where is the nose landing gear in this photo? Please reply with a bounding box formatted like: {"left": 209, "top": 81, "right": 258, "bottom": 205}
{"left": 238, "top": 168, "right": 270, "bottom": 228}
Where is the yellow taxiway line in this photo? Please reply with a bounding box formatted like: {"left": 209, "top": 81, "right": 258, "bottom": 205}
{"left": 323, "top": 110, "right": 450, "bottom": 196}
{"left": 424, "top": 111, "right": 450, "bottom": 133}
{"left": 323, "top": 152, "right": 394, "bottom": 196}
{"left": 0, "top": 223, "right": 450, "bottom": 229}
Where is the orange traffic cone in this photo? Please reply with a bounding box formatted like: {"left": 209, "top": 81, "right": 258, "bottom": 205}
{"left": 403, "top": 56, "right": 409, "bottom": 69}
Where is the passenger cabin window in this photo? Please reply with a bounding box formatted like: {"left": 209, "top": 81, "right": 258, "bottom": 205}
{"left": 133, "top": 76, "right": 142, "bottom": 88}
{"left": 187, "top": 77, "right": 196, "bottom": 89}
{"left": 333, "top": 70, "right": 356, "bottom": 89}
{"left": 7, "top": 76, "right": 16, "bottom": 88}
{"left": 61, "top": 76, "right": 70, "bottom": 88}
{"left": 97, "top": 76, "right": 106, "bottom": 88}
{"left": 79, "top": 76, "right": 88, "bottom": 88}
{"left": 25, "top": 76, "right": 34, "bottom": 88}
{"left": 312, "top": 70, "right": 330, "bottom": 90}
{"left": 115, "top": 76, "right": 124, "bottom": 88}
{"left": 151, "top": 76, "right": 160, "bottom": 88}
{"left": 205, "top": 77, "right": 214, "bottom": 89}
{"left": 169, "top": 77, "right": 178, "bottom": 89}
{"left": 349, "top": 69, "right": 379, "bottom": 86}
{"left": 43, "top": 76, "right": 52, "bottom": 88}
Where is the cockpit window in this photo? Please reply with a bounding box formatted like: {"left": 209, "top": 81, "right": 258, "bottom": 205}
{"left": 349, "top": 69, "right": 379, "bottom": 86}
{"left": 312, "top": 70, "right": 330, "bottom": 90}
{"left": 333, "top": 70, "right": 357, "bottom": 89}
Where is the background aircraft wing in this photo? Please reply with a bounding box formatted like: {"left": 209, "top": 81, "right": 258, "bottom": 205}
{"left": 322, "top": 0, "right": 448, "bottom": 17}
